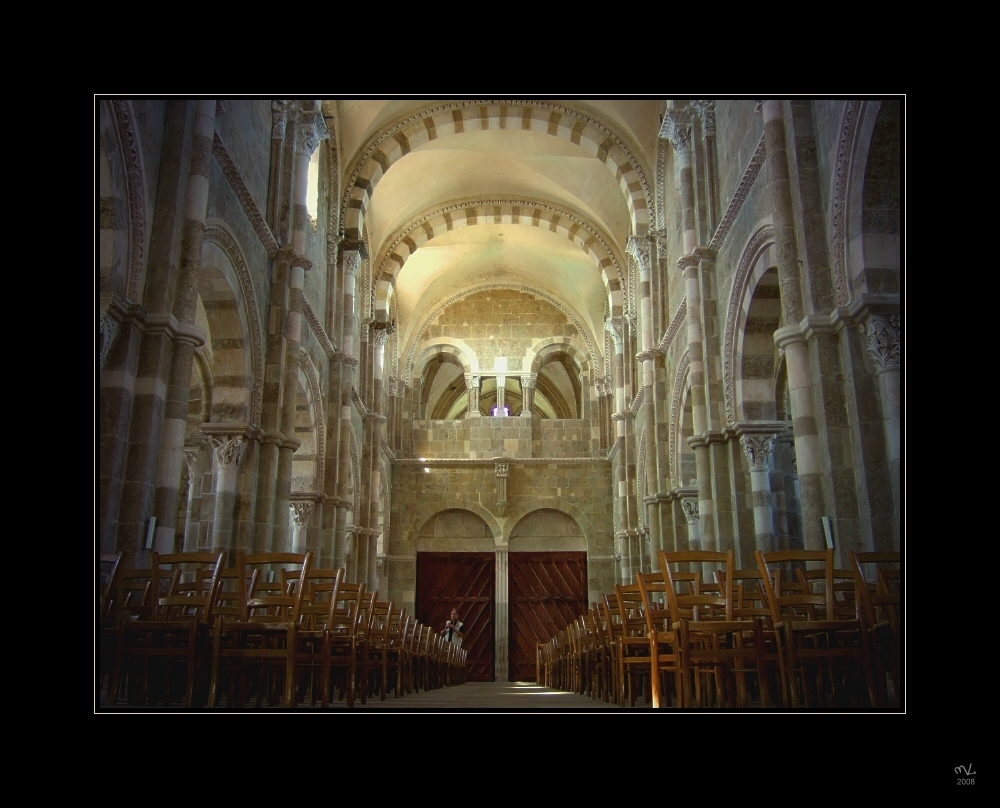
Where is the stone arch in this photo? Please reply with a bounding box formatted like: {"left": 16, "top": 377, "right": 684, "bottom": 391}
{"left": 371, "top": 197, "right": 626, "bottom": 321}
{"left": 529, "top": 341, "right": 589, "bottom": 420}
{"left": 411, "top": 505, "right": 501, "bottom": 552}
{"left": 501, "top": 499, "right": 591, "bottom": 547}
{"left": 509, "top": 508, "right": 587, "bottom": 552}
{"left": 845, "top": 101, "right": 900, "bottom": 299}
{"left": 723, "top": 223, "right": 775, "bottom": 426}
{"left": 298, "top": 350, "right": 326, "bottom": 490}
{"left": 405, "top": 282, "right": 600, "bottom": 382}
{"left": 99, "top": 100, "right": 149, "bottom": 304}
{"left": 411, "top": 340, "right": 476, "bottom": 388}
{"left": 736, "top": 266, "right": 782, "bottom": 422}
{"left": 204, "top": 223, "right": 264, "bottom": 426}
{"left": 420, "top": 351, "right": 469, "bottom": 420}
{"left": 340, "top": 101, "right": 652, "bottom": 244}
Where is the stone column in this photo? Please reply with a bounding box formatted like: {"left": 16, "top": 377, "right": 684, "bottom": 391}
{"left": 495, "top": 375, "right": 506, "bottom": 415}
{"left": 181, "top": 448, "right": 202, "bottom": 551}
{"left": 865, "top": 312, "right": 901, "bottom": 542}
{"left": 151, "top": 99, "right": 216, "bottom": 553}
{"left": 290, "top": 499, "right": 315, "bottom": 555}
{"left": 679, "top": 252, "right": 717, "bottom": 554}
{"left": 520, "top": 374, "right": 536, "bottom": 417}
{"left": 207, "top": 432, "right": 247, "bottom": 552}
{"left": 335, "top": 246, "right": 362, "bottom": 569}
{"left": 691, "top": 101, "right": 719, "bottom": 233}
{"left": 682, "top": 499, "right": 701, "bottom": 550}
{"left": 763, "top": 99, "right": 825, "bottom": 552}
{"left": 465, "top": 374, "right": 481, "bottom": 417}
{"left": 495, "top": 546, "right": 509, "bottom": 682}
{"left": 660, "top": 106, "right": 697, "bottom": 255}
{"left": 741, "top": 434, "right": 777, "bottom": 553}
{"left": 606, "top": 316, "right": 634, "bottom": 582}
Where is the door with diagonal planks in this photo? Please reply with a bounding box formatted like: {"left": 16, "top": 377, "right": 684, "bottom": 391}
{"left": 416, "top": 553, "right": 495, "bottom": 681}
{"left": 508, "top": 552, "right": 588, "bottom": 682}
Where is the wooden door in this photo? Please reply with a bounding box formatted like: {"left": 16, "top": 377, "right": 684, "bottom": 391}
{"left": 416, "top": 552, "right": 495, "bottom": 681}
{"left": 508, "top": 552, "right": 588, "bottom": 682}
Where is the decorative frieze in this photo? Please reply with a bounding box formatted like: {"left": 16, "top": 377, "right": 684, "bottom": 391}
{"left": 109, "top": 101, "right": 147, "bottom": 303}
{"left": 865, "top": 313, "right": 901, "bottom": 372}
{"left": 708, "top": 134, "right": 767, "bottom": 253}
{"left": 831, "top": 100, "right": 863, "bottom": 306}
{"left": 212, "top": 132, "right": 279, "bottom": 258}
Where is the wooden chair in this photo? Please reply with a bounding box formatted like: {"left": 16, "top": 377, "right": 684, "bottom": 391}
{"left": 717, "top": 567, "right": 779, "bottom": 707}
{"left": 756, "top": 549, "right": 878, "bottom": 708}
{"left": 613, "top": 582, "right": 657, "bottom": 707}
{"left": 207, "top": 551, "right": 311, "bottom": 708}
{"left": 383, "top": 610, "right": 408, "bottom": 698}
{"left": 325, "top": 580, "right": 365, "bottom": 707}
{"left": 635, "top": 571, "right": 684, "bottom": 708}
{"left": 98, "top": 553, "right": 123, "bottom": 698}
{"left": 849, "top": 550, "right": 902, "bottom": 708}
{"left": 286, "top": 567, "right": 345, "bottom": 708}
{"left": 365, "top": 600, "right": 395, "bottom": 700}
{"left": 108, "top": 552, "right": 224, "bottom": 708}
{"left": 661, "top": 549, "right": 767, "bottom": 708}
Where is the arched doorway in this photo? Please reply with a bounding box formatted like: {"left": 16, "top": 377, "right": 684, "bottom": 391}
{"left": 415, "top": 510, "right": 496, "bottom": 681}
{"left": 508, "top": 509, "right": 588, "bottom": 682}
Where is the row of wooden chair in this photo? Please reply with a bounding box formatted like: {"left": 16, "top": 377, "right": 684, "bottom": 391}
{"left": 98, "top": 551, "right": 467, "bottom": 708}
{"left": 536, "top": 549, "right": 902, "bottom": 709}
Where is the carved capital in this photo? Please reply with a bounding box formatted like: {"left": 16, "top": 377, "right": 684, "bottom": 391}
{"left": 626, "top": 235, "right": 651, "bottom": 274}
{"left": 290, "top": 501, "right": 315, "bottom": 529}
{"left": 681, "top": 499, "right": 700, "bottom": 523}
{"left": 183, "top": 450, "right": 199, "bottom": 475}
{"left": 741, "top": 434, "right": 776, "bottom": 471}
{"left": 694, "top": 246, "right": 717, "bottom": 263}
{"left": 273, "top": 247, "right": 313, "bottom": 272}
{"left": 373, "top": 327, "right": 390, "bottom": 350}
{"left": 605, "top": 316, "right": 624, "bottom": 348}
{"left": 659, "top": 108, "right": 693, "bottom": 154}
{"left": 495, "top": 462, "right": 509, "bottom": 478}
{"left": 271, "top": 100, "right": 292, "bottom": 139}
{"left": 865, "top": 313, "right": 901, "bottom": 372}
{"left": 520, "top": 374, "right": 537, "bottom": 390}
{"left": 636, "top": 350, "right": 656, "bottom": 363}
{"left": 594, "top": 379, "right": 605, "bottom": 396}
{"left": 465, "top": 374, "right": 482, "bottom": 390}
{"left": 293, "top": 110, "right": 328, "bottom": 158}
{"left": 211, "top": 435, "right": 247, "bottom": 468}
{"left": 677, "top": 253, "right": 699, "bottom": 272}
{"left": 690, "top": 100, "right": 716, "bottom": 136}
{"left": 386, "top": 376, "right": 398, "bottom": 396}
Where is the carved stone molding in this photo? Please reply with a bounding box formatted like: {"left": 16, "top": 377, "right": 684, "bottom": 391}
{"left": 865, "top": 313, "right": 901, "bottom": 372}
{"left": 302, "top": 299, "right": 336, "bottom": 358}
{"left": 273, "top": 247, "right": 313, "bottom": 272}
{"left": 709, "top": 133, "right": 767, "bottom": 253}
{"left": 831, "top": 100, "right": 863, "bottom": 306}
{"left": 109, "top": 101, "right": 147, "bottom": 303}
{"left": 681, "top": 499, "right": 699, "bottom": 523}
{"left": 212, "top": 132, "right": 279, "bottom": 258}
{"left": 723, "top": 225, "right": 775, "bottom": 426}
{"left": 212, "top": 435, "right": 247, "bottom": 468}
{"left": 659, "top": 299, "right": 687, "bottom": 354}
{"left": 659, "top": 108, "right": 693, "bottom": 154}
{"left": 741, "top": 434, "right": 776, "bottom": 471}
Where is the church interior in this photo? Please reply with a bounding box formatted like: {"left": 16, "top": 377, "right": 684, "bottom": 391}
{"left": 98, "top": 98, "right": 902, "bottom": 705}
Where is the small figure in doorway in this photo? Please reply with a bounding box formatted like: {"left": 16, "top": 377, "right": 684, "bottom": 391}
{"left": 440, "top": 608, "right": 465, "bottom": 646}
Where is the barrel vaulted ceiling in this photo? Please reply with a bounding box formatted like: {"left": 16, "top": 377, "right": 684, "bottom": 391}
{"left": 332, "top": 100, "right": 663, "bottom": 364}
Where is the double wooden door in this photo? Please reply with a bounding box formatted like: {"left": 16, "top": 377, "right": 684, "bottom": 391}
{"left": 416, "top": 553, "right": 495, "bottom": 681}
{"left": 508, "top": 552, "right": 588, "bottom": 682}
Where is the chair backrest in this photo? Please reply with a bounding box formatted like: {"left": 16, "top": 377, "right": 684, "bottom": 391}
{"left": 298, "top": 567, "right": 346, "bottom": 630}
{"left": 613, "top": 583, "right": 648, "bottom": 638}
{"left": 719, "top": 568, "right": 772, "bottom": 623}
{"left": 151, "top": 551, "right": 225, "bottom": 622}
{"left": 368, "top": 600, "right": 395, "bottom": 648}
{"left": 848, "top": 551, "right": 901, "bottom": 627}
{"left": 755, "top": 549, "right": 837, "bottom": 624}
{"left": 796, "top": 566, "right": 858, "bottom": 620}
{"left": 329, "top": 580, "right": 366, "bottom": 637}
{"left": 661, "top": 550, "right": 734, "bottom": 623}
{"left": 237, "top": 551, "right": 312, "bottom": 624}
{"left": 99, "top": 552, "right": 123, "bottom": 622}
{"left": 635, "top": 571, "right": 671, "bottom": 635}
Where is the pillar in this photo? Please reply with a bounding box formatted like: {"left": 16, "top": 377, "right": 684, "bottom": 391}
{"left": 741, "top": 434, "right": 777, "bottom": 553}
{"left": 864, "top": 312, "right": 901, "bottom": 545}
{"left": 495, "top": 546, "right": 509, "bottom": 682}
{"left": 207, "top": 433, "right": 247, "bottom": 552}
{"left": 520, "top": 374, "right": 536, "bottom": 417}
{"left": 465, "top": 374, "right": 482, "bottom": 417}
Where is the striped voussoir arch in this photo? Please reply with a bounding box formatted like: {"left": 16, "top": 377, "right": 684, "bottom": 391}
{"left": 372, "top": 198, "right": 626, "bottom": 321}
{"left": 341, "top": 100, "right": 651, "bottom": 243}
{"left": 528, "top": 338, "right": 591, "bottom": 377}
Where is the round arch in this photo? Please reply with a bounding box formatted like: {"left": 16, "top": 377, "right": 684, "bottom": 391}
{"left": 340, "top": 101, "right": 652, "bottom": 244}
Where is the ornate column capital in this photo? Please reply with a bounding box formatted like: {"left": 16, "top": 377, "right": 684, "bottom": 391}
{"left": 636, "top": 350, "right": 656, "bottom": 363}
{"left": 681, "top": 499, "right": 700, "bottom": 524}
{"left": 293, "top": 109, "right": 329, "bottom": 158}
{"left": 386, "top": 376, "right": 398, "bottom": 396}
{"left": 290, "top": 500, "right": 316, "bottom": 529}
{"left": 520, "top": 374, "right": 537, "bottom": 390}
{"left": 864, "top": 313, "right": 901, "bottom": 372}
{"left": 271, "top": 100, "right": 292, "bottom": 139}
{"left": 659, "top": 108, "right": 693, "bottom": 154}
{"left": 694, "top": 246, "right": 717, "bottom": 263}
{"left": 677, "top": 253, "right": 699, "bottom": 272}
{"left": 741, "top": 434, "right": 776, "bottom": 471}
{"left": 211, "top": 434, "right": 247, "bottom": 468}
{"left": 465, "top": 373, "right": 482, "bottom": 390}
{"left": 373, "top": 327, "right": 390, "bottom": 350}
{"left": 273, "top": 247, "right": 313, "bottom": 271}
{"left": 594, "top": 379, "right": 605, "bottom": 396}
{"left": 605, "top": 316, "right": 625, "bottom": 348}
{"left": 626, "top": 235, "right": 652, "bottom": 274}
{"left": 495, "top": 461, "right": 509, "bottom": 478}
{"left": 690, "top": 100, "right": 716, "bottom": 136}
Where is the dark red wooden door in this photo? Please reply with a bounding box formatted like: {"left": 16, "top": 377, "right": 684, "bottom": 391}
{"left": 508, "top": 552, "right": 588, "bottom": 682}
{"left": 416, "top": 553, "right": 495, "bottom": 681}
